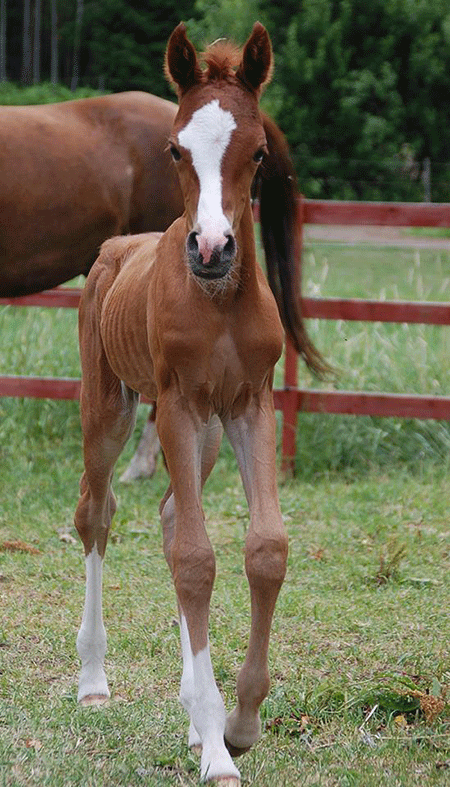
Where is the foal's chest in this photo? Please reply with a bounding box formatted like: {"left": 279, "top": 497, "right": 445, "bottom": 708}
{"left": 158, "top": 303, "right": 283, "bottom": 419}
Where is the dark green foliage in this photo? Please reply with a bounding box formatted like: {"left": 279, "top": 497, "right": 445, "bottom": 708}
{"left": 4, "top": 0, "right": 198, "bottom": 99}
{"left": 259, "top": 0, "right": 450, "bottom": 200}
{"left": 79, "top": 0, "right": 196, "bottom": 97}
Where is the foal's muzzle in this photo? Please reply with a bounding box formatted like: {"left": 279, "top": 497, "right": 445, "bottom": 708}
{"left": 186, "top": 230, "right": 236, "bottom": 279}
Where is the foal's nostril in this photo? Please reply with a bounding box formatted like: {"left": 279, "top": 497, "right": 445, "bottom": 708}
{"left": 223, "top": 232, "right": 236, "bottom": 259}
{"left": 186, "top": 231, "right": 199, "bottom": 255}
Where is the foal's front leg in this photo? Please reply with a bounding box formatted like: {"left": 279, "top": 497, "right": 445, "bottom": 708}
{"left": 224, "top": 390, "right": 288, "bottom": 753}
{"left": 75, "top": 376, "right": 138, "bottom": 704}
{"left": 157, "top": 401, "right": 240, "bottom": 783}
{"left": 74, "top": 279, "right": 139, "bottom": 704}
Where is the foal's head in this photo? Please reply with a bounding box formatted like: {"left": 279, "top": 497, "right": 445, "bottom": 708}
{"left": 165, "top": 23, "right": 272, "bottom": 283}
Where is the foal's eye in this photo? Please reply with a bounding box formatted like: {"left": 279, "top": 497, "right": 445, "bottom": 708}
{"left": 170, "top": 145, "right": 182, "bottom": 162}
{"left": 253, "top": 148, "right": 265, "bottom": 164}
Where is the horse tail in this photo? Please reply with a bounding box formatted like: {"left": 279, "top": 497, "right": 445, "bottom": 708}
{"left": 258, "top": 113, "right": 331, "bottom": 378}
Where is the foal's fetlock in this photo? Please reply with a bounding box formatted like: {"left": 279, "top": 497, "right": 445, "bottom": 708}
{"left": 77, "top": 632, "right": 109, "bottom": 703}
{"left": 224, "top": 705, "right": 261, "bottom": 754}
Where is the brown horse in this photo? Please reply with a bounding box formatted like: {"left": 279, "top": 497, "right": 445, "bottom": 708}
{"left": 0, "top": 91, "right": 183, "bottom": 297}
{"left": 75, "top": 22, "right": 291, "bottom": 784}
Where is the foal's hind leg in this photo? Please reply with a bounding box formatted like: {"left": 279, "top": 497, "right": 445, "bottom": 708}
{"left": 119, "top": 403, "right": 161, "bottom": 483}
{"left": 75, "top": 314, "right": 138, "bottom": 703}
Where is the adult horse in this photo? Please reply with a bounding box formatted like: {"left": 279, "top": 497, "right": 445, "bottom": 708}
{"left": 0, "top": 91, "right": 182, "bottom": 297}
{"left": 75, "top": 22, "right": 290, "bottom": 784}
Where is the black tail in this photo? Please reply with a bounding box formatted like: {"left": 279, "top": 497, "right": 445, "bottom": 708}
{"left": 257, "top": 113, "right": 331, "bottom": 379}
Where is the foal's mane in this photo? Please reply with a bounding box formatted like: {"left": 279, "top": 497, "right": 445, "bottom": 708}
{"left": 201, "top": 40, "right": 242, "bottom": 83}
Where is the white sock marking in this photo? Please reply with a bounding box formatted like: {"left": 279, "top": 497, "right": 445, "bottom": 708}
{"left": 179, "top": 615, "right": 240, "bottom": 780}
{"left": 178, "top": 100, "right": 236, "bottom": 251}
{"left": 76, "top": 547, "right": 109, "bottom": 701}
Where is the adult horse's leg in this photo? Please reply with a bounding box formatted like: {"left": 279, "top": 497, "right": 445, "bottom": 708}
{"left": 119, "top": 403, "right": 161, "bottom": 483}
{"left": 223, "top": 390, "right": 288, "bottom": 753}
{"left": 74, "top": 298, "right": 139, "bottom": 704}
{"left": 157, "top": 402, "right": 240, "bottom": 783}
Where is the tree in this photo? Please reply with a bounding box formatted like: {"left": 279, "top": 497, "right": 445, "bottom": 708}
{"left": 50, "top": 0, "right": 58, "bottom": 84}
{"left": 0, "top": 0, "right": 6, "bottom": 81}
{"left": 79, "top": 0, "right": 197, "bottom": 97}
{"left": 71, "top": 0, "right": 83, "bottom": 90}
{"left": 21, "top": 0, "right": 32, "bottom": 84}
{"left": 188, "top": 0, "right": 261, "bottom": 48}
{"left": 257, "top": 0, "right": 450, "bottom": 199}
{"left": 33, "top": 0, "right": 41, "bottom": 84}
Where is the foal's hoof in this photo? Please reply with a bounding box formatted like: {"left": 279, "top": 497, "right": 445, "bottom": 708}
{"left": 211, "top": 779, "right": 240, "bottom": 787}
{"left": 224, "top": 738, "right": 252, "bottom": 758}
{"left": 79, "top": 694, "right": 109, "bottom": 706}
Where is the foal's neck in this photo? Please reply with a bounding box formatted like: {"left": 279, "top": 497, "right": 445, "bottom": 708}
{"left": 235, "top": 198, "right": 260, "bottom": 282}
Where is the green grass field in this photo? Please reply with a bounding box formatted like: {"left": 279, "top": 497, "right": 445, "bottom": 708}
{"left": 1, "top": 242, "right": 449, "bottom": 785}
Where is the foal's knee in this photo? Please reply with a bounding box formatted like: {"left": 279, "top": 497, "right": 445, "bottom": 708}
{"left": 245, "top": 530, "right": 288, "bottom": 591}
{"left": 172, "top": 540, "right": 216, "bottom": 610}
{"left": 74, "top": 476, "right": 116, "bottom": 557}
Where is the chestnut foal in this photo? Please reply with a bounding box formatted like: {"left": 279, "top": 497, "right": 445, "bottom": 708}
{"left": 74, "top": 23, "right": 288, "bottom": 784}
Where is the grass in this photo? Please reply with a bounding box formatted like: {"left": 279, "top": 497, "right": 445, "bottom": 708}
{"left": 0, "top": 82, "right": 103, "bottom": 106}
{"left": 1, "top": 241, "right": 450, "bottom": 785}
{"left": 406, "top": 227, "right": 450, "bottom": 240}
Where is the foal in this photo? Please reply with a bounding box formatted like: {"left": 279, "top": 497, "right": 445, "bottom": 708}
{"left": 75, "top": 23, "right": 288, "bottom": 784}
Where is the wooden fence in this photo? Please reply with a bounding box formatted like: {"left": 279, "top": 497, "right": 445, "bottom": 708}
{"left": 276, "top": 197, "right": 450, "bottom": 471}
{"left": 1, "top": 197, "right": 450, "bottom": 473}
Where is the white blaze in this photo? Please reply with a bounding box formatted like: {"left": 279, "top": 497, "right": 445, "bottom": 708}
{"left": 178, "top": 99, "right": 236, "bottom": 254}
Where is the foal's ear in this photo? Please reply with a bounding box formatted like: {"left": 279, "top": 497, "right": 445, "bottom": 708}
{"left": 236, "top": 22, "right": 273, "bottom": 94}
{"left": 165, "top": 23, "right": 203, "bottom": 96}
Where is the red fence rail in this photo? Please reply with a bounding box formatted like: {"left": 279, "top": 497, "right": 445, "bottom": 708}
{"left": 1, "top": 198, "right": 450, "bottom": 473}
